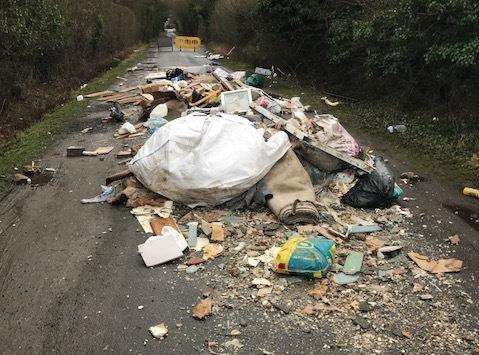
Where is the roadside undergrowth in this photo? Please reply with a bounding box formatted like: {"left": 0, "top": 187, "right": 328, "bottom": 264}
{"left": 0, "top": 45, "right": 147, "bottom": 193}
{"left": 222, "top": 57, "right": 479, "bottom": 188}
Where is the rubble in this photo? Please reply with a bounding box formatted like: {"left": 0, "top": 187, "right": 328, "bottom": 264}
{"left": 449, "top": 234, "right": 461, "bottom": 245}
{"left": 203, "top": 243, "right": 223, "bottom": 260}
{"left": 463, "top": 187, "right": 479, "bottom": 199}
{"left": 407, "top": 251, "right": 463, "bottom": 274}
{"left": 73, "top": 51, "right": 475, "bottom": 353}
{"left": 149, "top": 323, "right": 168, "bottom": 339}
{"left": 67, "top": 146, "right": 85, "bottom": 157}
{"left": 192, "top": 298, "right": 213, "bottom": 319}
{"left": 14, "top": 173, "right": 31, "bottom": 184}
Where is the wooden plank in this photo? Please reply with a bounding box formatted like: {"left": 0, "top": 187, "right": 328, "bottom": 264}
{"left": 117, "top": 96, "right": 143, "bottom": 104}
{"left": 200, "top": 83, "right": 213, "bottom": 90}
{"left": 139, "top": 83, "right": 163, "bottom": 94}
{"left": 106, "top": 170, "right": 133, "bottom": 185}
{"left": 233, "top": 79, "right": 245, "bottom": 88}
{"left": 212, "top": 72, "right": 234, "bottom": 91}
{"left": 100, "top": 93, "right": 139, "bottom": 103}
{"left": 98, "top": 93, "right": 130, "bottom": 102}
{"left": 119, "top": 86, "right": 139, "bottom": 93}
{"left": 84, "top": 90, "right": 114, "bottom": 98}
{"left": 191, "top": 91, "right": 220, "bottom": 107}
{"left": 251, "top": 103, "right": 306, "bottom": 140}
{"left": 303, "top": 140, "right": 373, "bottom": 173}
{"left": 250, "top": 103, "right": 374, "bottom": 173}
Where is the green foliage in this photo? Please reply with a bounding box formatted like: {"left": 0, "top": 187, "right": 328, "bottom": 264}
{"left": 168, "top": 0, "right": 217, "bottom": 37}
{"left": 0, "top": 0, "right": 167, "bottom": 133}
{"left": 0, "top": 47, "right": 147, "bottom": 191}
{"left": 209, "top": 0, "right": 258, "bottom": 54}
{"left": 176, "top": 0, "right": 479, "bottom": 113}
{"left": 0, "top": 0, "right": 69, "bottom": 59}
{"left": 90, "top": 15, "right": 106, "bottom": 51}
{"left": 325, "top": 0, "right": 479, "bottom": 104}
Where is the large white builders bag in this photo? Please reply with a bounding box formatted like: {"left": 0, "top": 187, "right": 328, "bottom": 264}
{"left": 129, "top": 112, "right": 290, "bottom": 207}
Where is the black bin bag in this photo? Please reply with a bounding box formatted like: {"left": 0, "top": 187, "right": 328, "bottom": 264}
{"left": 341, "top": 156, "right": 395, "bottom": 208}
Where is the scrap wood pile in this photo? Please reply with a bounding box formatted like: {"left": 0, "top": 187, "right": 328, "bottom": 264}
{"left": 79, "top": 59, "right": 471, "bottom": 351}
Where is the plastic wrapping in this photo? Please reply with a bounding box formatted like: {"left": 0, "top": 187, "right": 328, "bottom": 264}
{"left": 274, "top": 236, "right": 336, "bottom": 278}
{"left": 341, "top": 156, "right": 395, "bottom": 208}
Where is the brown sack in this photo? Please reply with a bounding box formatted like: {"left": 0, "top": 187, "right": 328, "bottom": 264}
{"left": 262, "top": 149, "right": 320, "bottom": 224}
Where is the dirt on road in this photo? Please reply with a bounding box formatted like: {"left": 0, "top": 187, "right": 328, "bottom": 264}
{"left": 0, "top": 45, "right": 478, "bottom": 354}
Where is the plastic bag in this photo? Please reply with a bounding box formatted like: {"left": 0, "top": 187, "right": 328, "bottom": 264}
{"left": 109, "top": 102, "right": 124, "bottom": 122}
{"left": 150, "top": 104, "right": 168, "bottom": 120}
{"left": 144, "top": 117, "right": 168, "bottom": 134}
{"left": 313, "top": 114, "right": 360, "bottom": 157}
{"left": 246, "top": 74, "right": 265, "bottom": 88}
{"left": 274, "top": 236, "right": 336, "bottom": 278}
{"left": 118, "top": 122, "right": 136, "bottom": 135}
{"left": 129, "top": 112, "right": 290, "bottom": 207}
{"left": 166, "top": 68, "right": 185, "bottom": 83}
{"left": 290, "top": 97, "right": 308, "bottom": 124}
{"left": 257, "top": 96, "right": 281, "bottom": 114}
{"left": 341, "top": 156, "right": 395, "bottom": 208}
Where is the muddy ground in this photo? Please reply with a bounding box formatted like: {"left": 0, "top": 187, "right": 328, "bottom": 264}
{"left": 0, "top": 46, "right": 478, "bottom": 354}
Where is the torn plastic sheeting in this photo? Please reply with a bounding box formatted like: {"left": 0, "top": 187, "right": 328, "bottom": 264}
{"left": 144, "top": 117, "right": 168, "bottom": 134}
{"left": 231, "top": 71, "right": 246, "bottom": 81}
{"left": 118, "top": 122, "right": 136, "bottom": 135}
{"left": 245, "top": 74, "right": 265, "bottom": 88}
{"left": 255, "top": 67, "right": 272, "bottom": 76}
{"left": 109, "top": 103, "right": 124, "bottom": 122}
{"left": 312, "top": 114, "right": 360, "bottom": 157}
{"left": 181, "top": 65, "right": 214, "bottom": 75}
{"left": 213, "top": 67, "right": 230, "bottom": 79}
{"left": 166, "top": 68, "right": 185, "bottom": 82}
{"left": 129, "top": 112, "right": 291, "bottom": 207}
{"left": 81, "top": 185, "right": 117, "bottom": 204}
{"left": 150, "top": 104, "right": 168, "bottom": 120}
{"left": 291, "top": 97, "right": 308, "bottom": 124}
{"left": 257, "top": 96, "right": 281, "bottom": 114}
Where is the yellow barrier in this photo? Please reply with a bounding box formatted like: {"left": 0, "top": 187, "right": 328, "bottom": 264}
{"left": 174, "top": 36, "right": 201, "bottom": 51}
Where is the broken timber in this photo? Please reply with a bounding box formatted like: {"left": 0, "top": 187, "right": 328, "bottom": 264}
{"left": 212, "top": 72, "right": 235, "bottom": 91}
{"left": 84, "top": 90, "right": 114, "bottom": 99}
{"left": 106, "top": 170, "right": 133, "bottom": 185}
{"left": 251, "top": 103, "right": 306, "bottom": 140}
{"left": 251, "top": 103, "right": 374, "bottom": 173}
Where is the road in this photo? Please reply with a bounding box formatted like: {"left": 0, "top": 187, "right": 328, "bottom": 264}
{"left": 1, "top": 45, "right": 478, "bottom": 354}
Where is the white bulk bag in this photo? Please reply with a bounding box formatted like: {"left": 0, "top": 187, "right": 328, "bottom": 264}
{"left": 129, "top": 112, "right": 290, "bottom": 207}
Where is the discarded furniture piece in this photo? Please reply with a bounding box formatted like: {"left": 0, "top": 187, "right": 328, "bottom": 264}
{"left": 220, "top": 89, "right": 252, "bottom": 114}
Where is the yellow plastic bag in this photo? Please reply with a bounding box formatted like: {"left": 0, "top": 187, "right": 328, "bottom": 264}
{"left": 274, "top": 236, "right": 336, "bottom": 278}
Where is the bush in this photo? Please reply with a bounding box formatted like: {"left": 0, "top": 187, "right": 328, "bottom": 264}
{"left": 326, "top": 0, "right": 479, "bottom": 106}
{"left": 169, "top": 0, "right": 479, "bottom": 116}
{"left": 0, "top": 0, "right": 168, "bottom": 134}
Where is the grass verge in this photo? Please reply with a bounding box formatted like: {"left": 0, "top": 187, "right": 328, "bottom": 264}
{"left": 0, "top": 45, "right": 147, "bottom": 192}
{"left": 222, "top": 57, "right": 478, "bottom": 187}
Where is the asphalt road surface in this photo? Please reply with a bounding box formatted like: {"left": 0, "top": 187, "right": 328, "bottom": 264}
{"left": 1, "top": 46, "right": 478, "bottom": 354}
